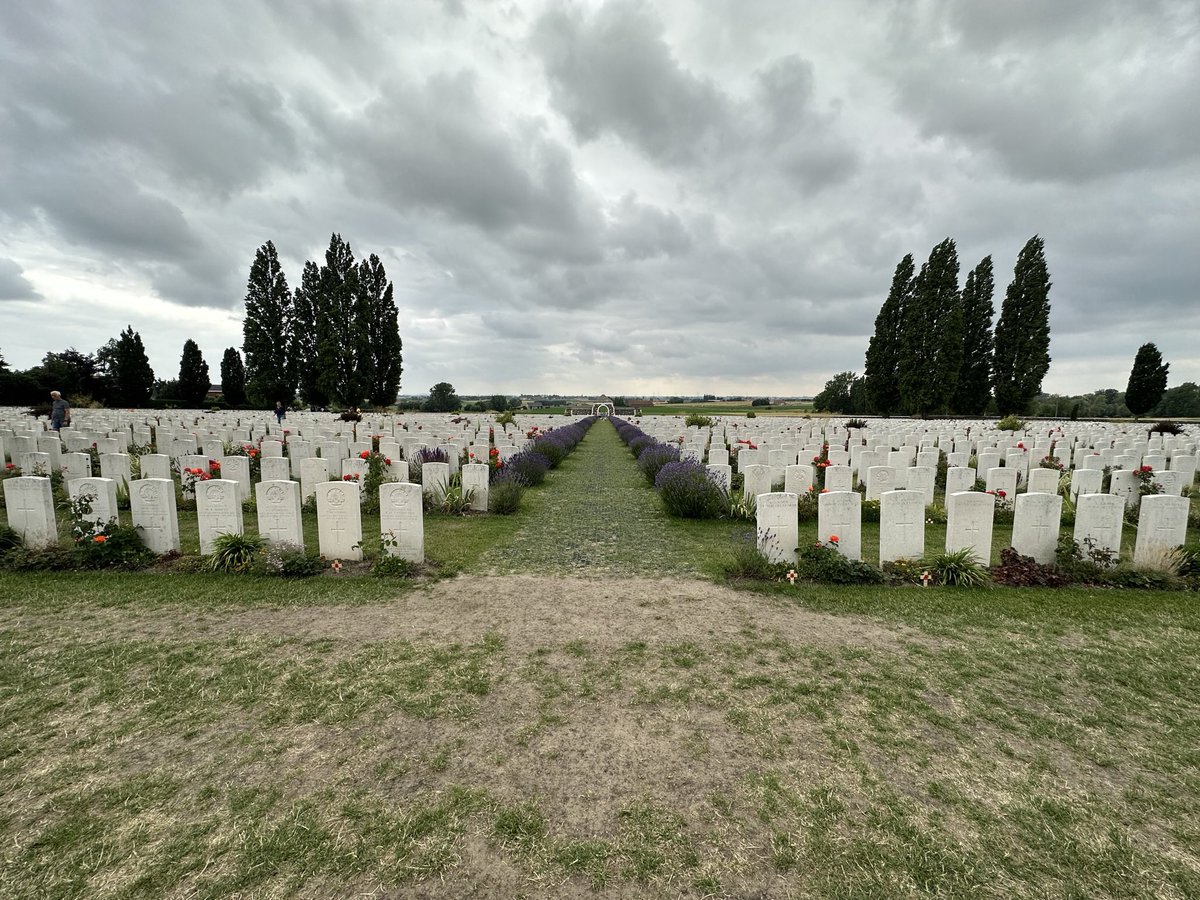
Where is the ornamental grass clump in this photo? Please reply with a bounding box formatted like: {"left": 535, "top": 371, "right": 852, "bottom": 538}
{"left": 921, "top": 548, "right": 990, "bottom": 587}
{"left": 654, "top": 460, "right": 728, "bottom": 519}
{"left": 489, "top": 470, "right": 527, "bottom": 515}
{"left": 636, "top": 442, "right": 680, "bottom": 485}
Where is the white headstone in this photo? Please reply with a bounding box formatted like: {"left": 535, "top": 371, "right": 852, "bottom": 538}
{"left": 256, "top": 480, "right": 304, "bottom": 547}
{"left": 866, "top": 466, "right": 897, "bottom": 501}
{"left": 906, "top": 465, "right": 936, "bottom": 507}
{"left": 222, "top": 455, "right": 252, "bottom": 501}
{"left": 742, "top": 464, "right": 773, "bottom": 500}
{"left": 1026, "top": 468, "right": 1060, "bottom": 495}
{"left": 379, "top": 482, "right": 424, "bottom": 562}
{"left": 1133, "top": 494, "right": 1190, "bottom": 565}
{"left": 462, "top": 463, "right": 489, "bottom": 512}
{"left": 1011, "top": 492, "right": 1062, "bottom": 564}
{"left": 422, "top": 461, "right": 450, "bottom": 505}
{"left": 1073, "top": 493, "right": 1125, "bottom": 561}
{"left": 784, "top": 464, "right": 813, "bottom": 495}
{"left": 260, "top": 457, "right": 292, "bottom": 483}
{"left": 756, "top": 492, "right": 798, "bottom": 564}
{"left": 818, "top": 491, "right": 862, "bottom": 560}
{"left": 1070, "top": 468, "right": 1103, "bottom": 499}
{"left": 139, "top": 453, "right": 172, "bottom": 480}
{"left": 985, "top": 467, "right": 1018, "bottom": 498}
{"left": 196, "top": 479, "right": 244, "bottom": 554}
{"left": 945, "top": 466, "right": 976, "bottom": 497}
{"left": 316, "top": 481, "right": 363, "bottom": 560}
{"left": 946, "top": 491, "right": 995, "bottom": 565}
{"left": 880, "top": 490, "right": 925, "bottom": 563}
{"left": 62, "top": 452, "right": 92, "bottom": 481}
{"left": 129, "top": 478, "right": 180, "bottom": 553}
{"left": 2, "top": 476, "right": 58, "bottom": 547}
{"left": 823, "top": 465, "right": 853, "bottom": 493}
{"left": 299, "top": 457, "right": 329, "bottom": 502}
{"left": 67, "top": 477, "right": 119, "bottom": 533}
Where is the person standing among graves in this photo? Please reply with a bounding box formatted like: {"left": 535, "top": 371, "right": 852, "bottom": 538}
{"left": 275, "top": 400, "right": 286, "bottom": 424}
{"left": 50, "top": 391, "right": 71, "bottom": 431}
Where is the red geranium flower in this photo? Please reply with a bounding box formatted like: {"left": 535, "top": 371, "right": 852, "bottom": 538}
{"left": 829, "top": 535, "right": 839, "bottom": 544}
{"left": 359, "top": 450, "right": 370, "bottom": 459}
{"left": 93, "top": 535, "right": 107, "bottom": 544}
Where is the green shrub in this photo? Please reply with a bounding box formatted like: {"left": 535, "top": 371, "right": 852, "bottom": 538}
{"left": 495, "top": 410, "right": 516, "bottom": 426}
{"left": 843, "top": 418, "right": 867, "bottom": 430}
{"left": 795, "top": 540, "right": 884, "bottom": 585}
{"left": 372, "top": 555, "right": 419, "bottom": 577}
{"left": 861, "top": 498, "right": 881, "bottom": 523}
{"left": 921, "top": 548, "right": 989, "bottom": 586}
{"left": 997, "top": 415, "right": 1024, "bottom": 432}
{"left": 0, "top": 526, "right": 22, "bottom": 552}
{"left": 990, "top": 547, "right": 1068, "bottom": 587}
{"left": 745, "top": 411, "right": 757, "bottom": 419}
{"left": 208, "top": 532, "right": 266, "bottom": 573}
{"left": 685, "top": 414, "right": 715, "bottom": 428}
{"left": 258, "top": 542, "right": 324, "bottom": 577}
{"left": 1151, "top": 420, "right": 1183, "bottom": 436}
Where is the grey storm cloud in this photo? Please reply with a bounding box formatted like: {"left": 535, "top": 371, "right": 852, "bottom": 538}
{"left": 0, "top": 258, "right": 40, "bottom": 301}
{"left": 0, "top": 0, "right": 1196, "bottom": 395}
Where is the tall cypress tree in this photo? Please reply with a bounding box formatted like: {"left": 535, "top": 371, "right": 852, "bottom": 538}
{"left": 220, "top": 347, "right": 247, "bottom": 406}
{"left": 993, "top": 236, "right": 1052, "bottom": 415}
{"left": 1124, "top": 343, "right": 1169, "bottom": 417}
{"left": 357, "top": 253, "right": 404, "bottom": 407}
{"left": 898, "top": 239, "right": 963, "bottom": 417}
{"left": 291, "top": 261, "right": 327, "bottom": 408}
{"left": 863, "top": 254, "right": 913, "bottom": 416}
{"left": 177, "top": 339, "right": 210, "bottom": 407}
{"left": 315, "top": 233, "right": 359, "bottom": 407}
{"left": 952, "top": 256, "right": 995, "bottom": 414}
{"left": 98, "top": 326, "right": 155, "bottom": 407}
{"left": 242, "top": 240, "right": 295, "bottom": 407}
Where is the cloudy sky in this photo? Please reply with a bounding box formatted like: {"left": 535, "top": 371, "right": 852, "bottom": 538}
{"left": 1, "top": 0, "right": 1197, "bottom": 398}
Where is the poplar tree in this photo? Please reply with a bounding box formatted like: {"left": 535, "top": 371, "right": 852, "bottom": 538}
{"left": 242, "top": 240, "right": 295, "bottom": 407}
{"left": 863, "top": 254, "right": 913, "bottom": 415}
{"left": 899, "top": 239, "right": 962, "bottom": 417}
{"left": 993, "top": 236, "right": 1052, "bottom": 415}
{"left": 1124, "top": 343, "right": 1169, "bottom": 417}
{"left": 220, "top": 348, "right": 246, "bottom": 406}
{"left": 177, "top": 339, "right": 210, "bottom": 407}
{"left": 357, "top": 254, "right": 404, "bottom": 407}
{"left": 316, "top": 233, "right": 359, "bottom": 406}
{"left": 291, "top": 261, "right": 327, "bottom": 407}
{"left": 952, "top": 256, "right": 995, "bottom": 415}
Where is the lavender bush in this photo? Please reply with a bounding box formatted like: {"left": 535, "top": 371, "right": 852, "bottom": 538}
{"left": 636, "top": 442, "right": 681, "bottom": 485}
{"left": 654, "top": 460, "right": 728, "bottom": 519}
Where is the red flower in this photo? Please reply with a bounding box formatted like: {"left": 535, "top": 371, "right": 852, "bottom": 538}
{"left": 829, "top": 535, "right": 839, "bottom": 544}
{"left": 359, "top": 450, "right": 370, "bottom": 460}
{"left": 997, "top": 490, "right": 1007, "bottom": 498}
{"left": 4, "top": 463, "right": 14, "bottom": 470}
{"left": 384, "top": 458, "right": 392, "bottom": 466}
{"left": 93, "top": 535, "right": 107, "bottom": 544}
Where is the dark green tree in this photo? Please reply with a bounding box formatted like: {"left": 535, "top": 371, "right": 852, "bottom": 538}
{"left": 177, "top": 339, "right": 210, "bottom": 407}
{"left": 813, "top": 372, "right": 861, "bottom": 413}
{"left": 424, "top": 382, "right": 462, "bottom": 413}
{"left": 357, "top": 253, "right": 403, "bottom": 407}
{"left": 951, "top": 256, "right": 995, "bottom": 415}
{"left": 1124, "top": 342, "right": 1169, "bottom": 417}
{"left": 488, "top": 394, "right": 510, "bottom": 412}
{"left": 864, "top": 254, "right": 914, "bottom": 415}
{"left": 1153, "top": 382, "right": 1200, "bottom": 417}
{"left": 316, "top": 233, "right": 360, "bottom": 406}
{"left": 899, "top": 239, "right": 963, "bottom": 417}
{"left": 242, "top": 240, "right": 295, "bottom": 407}
{"left": 993, "top": 236, "right": 1052, "bottom": 415}
{"left": 220, "top": 348, "right": 247, "bottom": 406}
{"left": 29, "top": 348, "right": 100, "bottom": 399}
{"left": 291, "top": 261, "right": 328, "bottom": 407}
{"left": 97, "top": 326, "right": 155, "bottom": 407}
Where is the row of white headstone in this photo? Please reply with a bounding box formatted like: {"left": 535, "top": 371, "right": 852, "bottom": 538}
{"left": 755, "top": 489, "right": 1191, "bottom": 568}
{"left": 0, "top": 465, "right": 501, "bottom": 562}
